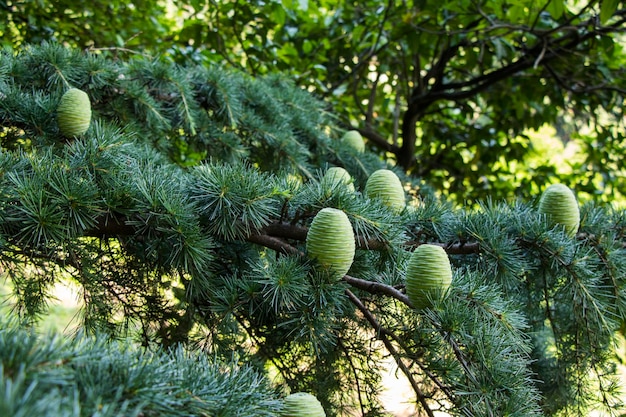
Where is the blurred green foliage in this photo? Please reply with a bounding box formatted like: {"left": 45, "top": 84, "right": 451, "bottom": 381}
{"left": 4, "top": 0, "right": 626, "bottom": 204}
{"left": 0, "top": 317, "right": 281, "bottom": 416}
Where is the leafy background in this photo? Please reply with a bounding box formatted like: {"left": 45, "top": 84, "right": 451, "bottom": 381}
{"left": 3, "top": 1, "right": 626, "bottom": 416}
{"left": 4, "top": 0, "right": 626, "bottom": 205}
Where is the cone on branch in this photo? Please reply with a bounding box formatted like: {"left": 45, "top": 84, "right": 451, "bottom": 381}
{"left": 56, "top": 88, "right": 92, "bottom": 137}
{"left": 538, "top": 183, "right": 580, "bottom": 237}
{"left": 306, "top": 207, "right": 355, "bottom": 280}
{"left": 280, "top": 392, "right": 326, "bottom": 417}
{"left": 341, "top": 130, "right": 365, "bottom": 153}
{"left": 365, "top": 169, "right": 406, "bottom": 212}
{"left": 405, "top": 244, "right": 452, "bottom": 310}
{"left": 321, "top": 166, "right": 355, "bottom": 193}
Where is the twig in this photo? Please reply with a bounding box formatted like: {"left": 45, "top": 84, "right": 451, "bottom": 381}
{"left": 246, "top": 233, "right": 302, "bottom": 256}
{"left": 337, "top": 338, "right": 367, "bottom": 416}
{"left": 88, "top": 46, "right": 152, "bottom": 58}
{"left": 343, "top": 275, "right": 412, "bottom": 307}
{"left": 405, "top": 240, "right": 481, "bottom": 255}
{"left": 533, "top": 39, "right": 547, "bottom": 69}
{"left": 345, "top": 289, "right": 436, "bottom": 417}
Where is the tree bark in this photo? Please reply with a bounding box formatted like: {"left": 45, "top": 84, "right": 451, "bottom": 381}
{"left": 398, "top": 108, "right": 418, "bottom": 170}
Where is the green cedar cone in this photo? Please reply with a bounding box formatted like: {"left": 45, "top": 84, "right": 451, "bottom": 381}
{"left": 365, "top": 169, "right": 406, "bottom": 212}
{"left": 322, "top": 166, "right": 355, "bottom": 193}
{"left": 306, "top": 207, "right": 355, "bottom": 280}
{"left": 341, "top": 130, "right": 365, "bottom": 153}
{"left": 280, "top": 392, "right": 326, "bottom": 417}
{"left": 538, "top": 183, "right": 580, "bottom": 237}
{"left": 405, "top": 244, "right": 452, "bottom": 310}
{"left": 57, "top": 88, "right": 92, "bottom": 137}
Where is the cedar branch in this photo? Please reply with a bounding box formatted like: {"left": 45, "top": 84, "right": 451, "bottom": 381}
{"left": 346, "top": 289, "right": 436, "bottom": 417}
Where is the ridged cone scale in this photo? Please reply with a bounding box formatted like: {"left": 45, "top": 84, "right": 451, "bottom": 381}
{"left": 280, "top": 392, "right": 326, "bottom": 417}
{"left": 405, "top": 244, "right": 452, "bottom": 310}
{"left": 341, "top": 130, "right": 365, "bottom": 153}
{"left": 322, "top": 167, "right": 355, "bottom": 192}
{"left": 306, "top": 208, "right": 355, "bottom": 280}
{"left": 538, "top": 183, "right": 580, "bottom": 237}
{"left": 57, "top": 88, "right": 91, "bottom": 137}
{"left": 365, "top": 169, "right": 405, "bottom": 212}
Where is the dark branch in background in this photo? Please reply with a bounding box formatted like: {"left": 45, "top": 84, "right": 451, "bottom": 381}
{"left": 397, "top": 11, "right": 626, "bottom": 170}
{"left": 411, "top": 240, "right": 481, "bottom": 255}
{"left": 356, "top": 126, "right": 400, "bottom": 154}
{"left": 322, "top": 0, "right": 398, "bottom": 101}
{"left": 544, "top": 62, "right": 626, "bottom": 96}
{"left": 85, "top": 212, "right": 134, "bottom": 237}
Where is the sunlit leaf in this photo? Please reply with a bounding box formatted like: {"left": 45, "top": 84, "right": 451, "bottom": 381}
{"left": 600, "top": 0, "right": 620, "bottom": 23}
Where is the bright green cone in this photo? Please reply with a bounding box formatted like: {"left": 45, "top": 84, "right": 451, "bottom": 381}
{"left": 341, "top": 129, "right": 365, "bottom": 153}
{"left": 280, "top": 392, "right": 326, "bottom": 417}
{"left": 57, "top": 88, "right": 91, "bottom": 137}
{"left": 405, "top": 244, "right": 452, "bottom": 310}
{"left": 365, "top": 169, "right": 406, "bottom": 212}
{"left": 306, "top": 207, "right": 355, "bottom": 280}
{"left": 322, "top": 167, "right": 355, "bottom": 193}
{"left": 538, "top": 183, "right": 580, "bottom": 237}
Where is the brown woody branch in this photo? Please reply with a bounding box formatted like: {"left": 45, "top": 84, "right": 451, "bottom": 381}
{"left": 356, "top": 126, "right": 400, "bottom": 154}
{"left": 246, "top": 233, "right": 302, "bottom": 256}
{"left": 261, "top": 222, "right": 481, "bottom": 254}
{"left": 84, "top": 215, "right": 481, "bottom": 256}
{"left": 84, "top": 212, "right": 134, "bottom": 237}
{"left": 343, "top": 275, "right": 412, "bottom": 307}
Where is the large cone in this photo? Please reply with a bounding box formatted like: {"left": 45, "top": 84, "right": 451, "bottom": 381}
{"left": 405, "top": 244, "right": 452, "bottom": 310}
{"left": 57, "top": 88, "right": 91, "bottom": 137}
{"left": 365, "top": 169, "right": 405, "bottom": 212}
{"left": 306, "top": 208, "right": 355, "bottom": 280}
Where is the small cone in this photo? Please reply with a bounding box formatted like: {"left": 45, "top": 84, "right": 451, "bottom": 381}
{"left": 341, "top": 130, "right": 365, "bottom": 153}
{"left": 280, "top": 392, "right": 326, "bottom": 417}
{"left": 538, "top": 183, "right": 580, "bottom": 237}
{"left": 322, "top": 167, "right": 355, "bottom": 193}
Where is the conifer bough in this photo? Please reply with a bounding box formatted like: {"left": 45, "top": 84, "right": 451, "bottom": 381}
{"left": 56, "top": 88, "right": 91, "bottom": 137}
{"left": 405, "top": 244, "right": 452, "bottom": 310}
{"left": 280, "top": 392, "right": 326, "bottom": 417}
{"left": 365, "top": 169, "right": 406, "bottom": 212}
{"left": 341, "top": 129, "right": 365, "bottom": 153}
{"left": 538, "top": 183, "right": 580, "bottom": 237}
{"left": 306, "top": 207, "right": 355, "bottom": 280}
{"left": 322, "top": 166, "right": 355, "bottom": 192}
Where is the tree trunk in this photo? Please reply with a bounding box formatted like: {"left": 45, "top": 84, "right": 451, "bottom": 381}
{"left": 398, "top": 94, "right": 435, "bottom": 171}
{"left": 398, "top": 109, "right": 418, "bottom": 170}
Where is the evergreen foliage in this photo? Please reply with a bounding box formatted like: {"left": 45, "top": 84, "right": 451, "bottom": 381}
{"left": 1, "top": 43, "right": 625, "bottom": 416}
{"left": 0, "top": 317, "right": 280, "bottom": 416}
